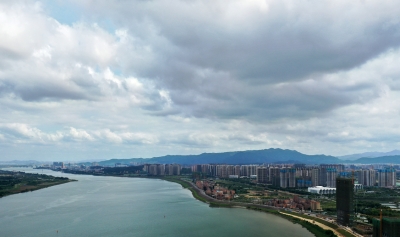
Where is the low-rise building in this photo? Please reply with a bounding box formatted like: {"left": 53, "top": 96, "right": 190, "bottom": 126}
{"left": 308, "top": 186, "right": 336, "bottom": 195}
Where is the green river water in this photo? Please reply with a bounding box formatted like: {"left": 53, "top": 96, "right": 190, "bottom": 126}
{"left": 0, "top": 168, "right": 313, "bottom": 237}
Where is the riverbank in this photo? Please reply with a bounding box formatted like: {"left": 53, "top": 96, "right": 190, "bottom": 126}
{"left": 0, "top": 170, "right": 75, "bottom": 198}
{"left": 162, "top": 176, "right": 358, "bottom": 237}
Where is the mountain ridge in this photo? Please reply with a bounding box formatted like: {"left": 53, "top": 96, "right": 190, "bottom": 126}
{"left": 95, "top": 148, "right": 341, "bottom": 166}
{"left": 338, "top": 150, "right": 400, "bottom": 160}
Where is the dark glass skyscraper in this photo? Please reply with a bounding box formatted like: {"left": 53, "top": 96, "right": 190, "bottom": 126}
{"left": 336, "top": 177, "right": 354, "bottom": 226}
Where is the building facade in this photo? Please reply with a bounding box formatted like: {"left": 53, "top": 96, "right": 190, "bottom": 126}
{"left": 358, "top": 169, "right": 376, "bottom": 187}
{"left": 372, "top": 217, "right": 400, "bottom": 237}
{"left": 327, "top": 168, "right": 337, "bottom": 188}
{"left": 256, "top": 167, "right": 269, "bottom": 183}
{"left": 377, "top": 168, "right": 396, "bottom": 188}
{"left": 336, "top": 177, "right": 354, "bottom": 226}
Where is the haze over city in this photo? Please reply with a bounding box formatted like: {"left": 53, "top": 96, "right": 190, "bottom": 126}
{"left": 1, "top": 0, "right": 400, "bottom": 161}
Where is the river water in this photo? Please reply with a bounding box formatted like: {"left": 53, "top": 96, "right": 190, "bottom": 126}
{"left": 0, "top": 168, "right": 313, "bottom": 237}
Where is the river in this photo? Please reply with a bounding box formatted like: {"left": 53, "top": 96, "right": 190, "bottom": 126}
{"left": 0, "top": 168, "right": 313, "bottom": 237}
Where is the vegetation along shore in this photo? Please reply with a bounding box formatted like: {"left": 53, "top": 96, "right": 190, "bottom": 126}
{"left": 0, "top": 169, "right": 75, "bottom": 198}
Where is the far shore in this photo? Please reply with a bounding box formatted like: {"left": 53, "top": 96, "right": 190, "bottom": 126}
{"left": 0, "top": 169, "right": 76, "bottom": 199}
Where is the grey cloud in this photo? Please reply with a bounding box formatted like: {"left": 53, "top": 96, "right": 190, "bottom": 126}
{"left": 69, "top": 0, "right": 400, "bottom": 122}
{"left": 163, "top": 74, "right": 380, "bottom": 122}
{"left": 3, "top": 0, "right": 400, "bottom": 160}
{"left": 0, "top": 75, "right": 90, "bottom": 102}
{"left": 87, "top": 1, "right": 400, "bottom": 82}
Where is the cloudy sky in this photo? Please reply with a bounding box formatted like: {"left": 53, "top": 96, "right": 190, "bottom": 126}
{"left": 1, "top": 0, "right": 400, "bottom": 161}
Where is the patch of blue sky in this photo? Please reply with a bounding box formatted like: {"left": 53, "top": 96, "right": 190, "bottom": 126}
{"left": 41, "top": 0, "right": 117, "bottom": 34}
{"left": 41, "top": 0, "right": 81, "bottom": 26}
{"left": 110, "top": 67, "right": 123, "bottom": 77}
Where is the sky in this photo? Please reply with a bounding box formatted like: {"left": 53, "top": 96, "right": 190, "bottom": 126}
{"left": 1, "top": 0, "right": 400, "bottom": 162}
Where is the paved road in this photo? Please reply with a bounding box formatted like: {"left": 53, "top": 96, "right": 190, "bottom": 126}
{"left": 280, "top": 212, "right": 345, "bottom": 237}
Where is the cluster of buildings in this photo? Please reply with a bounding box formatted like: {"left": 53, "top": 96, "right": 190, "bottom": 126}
{"left": 358, "top": 168, "right": 397, "bottom": 187}
{"left": 191, "top": 164, "right": 257, "bottom": 178}
{"left": 335, "top": 176, "right": 400, "bottom": 237}
{"left": 195, "top": 180, "right": 236, "bottom": 200}
{"left": 191, "top": 163, "right": 398, "bottom": 189}
{"left": 190, "top": 164, "right": 347, "bottom": 188}
{"left": 260, "top": 164, "right": 350, "bottom": 188}
{"left": 265, "top": 195, "right": 321, "bottom": 211}
{"left": 143, "top": 164, "right": 182, "bottom": 176}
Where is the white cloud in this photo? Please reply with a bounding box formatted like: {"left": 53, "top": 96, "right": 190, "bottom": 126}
{"left": 1, "top": 0, "right": 400, "bottom": 160}
{"left": 69, "top": 127, "right": 94, "bottom": 141}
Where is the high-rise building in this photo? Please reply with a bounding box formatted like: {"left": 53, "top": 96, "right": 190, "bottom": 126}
{"left": 372, "top": 217, "right": 400, "bottom": 237}
{"left": 165, "top": 164, "right": 173, "bottom": 175}
{"left": 296, "top": 177, "right": 312, "bottom": 187}
{"left": 201, "top": 164, "right": 210, "bottom": 175}
{"left": 358, "top": 169, "right": 376, "bottom": 187}
{"left": 269, "top": 167, "right": 281, "bottom": 186}
{"left": 209, "top": 165, "right": 217, "bottom": 176}
{"left": 172, "top": 164, "right": 181, "bottom": 175}
{"left": 288, "top": 168, "right": 296, "bottom": 187}
{"left": 234, "top": 165, "right": 241, "bottom": 176}
{"left": 221, "top": 165, "right": 227, "bottom": 178}
{"left": 377, "top": 168, "right": 396, "bottom": 188}
{"left": 226, "top": 165, "right": 234, "bottom": 177}
{"left": 148, "top": 164, "right": 158, "bottom": 175}
{"left": 311, "top": 169, "right": 320, "bottom": 187}
{"left": 280, "top": 168, "right": 296, "bottom": 188}
{"left": 257, "top": 167, "right": 269, "bottom": 183}
{"left": 318, "top": 167, "right": 327, "bottom": 186}
{"left": 336, "top": 177, "right": 354, "bottom": 226}
{"left": 280, "top": 169, "right": 288, "bottom": 188}
{"left": 216, "top": 165, "right": 224, "bottom": 177}
{"left": 327, "top": 168, "right": 337, "bottom": 188}
{"left": 157, "top": 164, "right": 165, "bottom": 175}
{"left": 248, "top": 165, "right": 258, "bottom": 176}
{"left": 240, "top": 165, "right": 249, "bottom": 177}
{"left": 321, "top": 164, "right": 345, "bottom": 173}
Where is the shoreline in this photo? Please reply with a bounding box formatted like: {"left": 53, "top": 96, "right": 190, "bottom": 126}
{"left": 0, "top": 169, "right": 76, "bottom": 199}
{"left": 0, "top": 179, "right": 76, "bottom": 199}
{"left": 161, "top": 176, "right": 357, "bottom": 237}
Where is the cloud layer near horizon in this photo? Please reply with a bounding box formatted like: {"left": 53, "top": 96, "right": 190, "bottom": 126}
{"left": 1, "top": 0, "right": 400, "bottom": 161}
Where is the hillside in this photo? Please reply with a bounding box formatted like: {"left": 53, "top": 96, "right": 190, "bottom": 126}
{"left": 348, "top": 155, "right": 400, "bottom": 164}
{"left": 96, "top": 148, "right": 341, "bottom": 166}
{"left": 338, "top": 150, "right": 400, "bottom": 160}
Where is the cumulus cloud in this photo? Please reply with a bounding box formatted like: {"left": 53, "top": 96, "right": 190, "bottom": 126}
{"left": 1, "top": 0, "right": 400, "bottom": 160}
{"left": 0, "top": 123, "right": 63, "bottom": 143}
{"left": 60, "top": 0, "right": 400, "bottom": 122}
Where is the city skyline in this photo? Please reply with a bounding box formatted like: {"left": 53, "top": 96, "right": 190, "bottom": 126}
{"left": 1, "top": 1, "right": 400, "bottom": 161}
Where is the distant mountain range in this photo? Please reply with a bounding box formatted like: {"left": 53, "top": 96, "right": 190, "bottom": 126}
{"left": 348, "top": 155, "right": 400, "bottom": 164}
{"left": 337, "top": 150, "right": 400, "bottom": 160}
{"left": 94, "top": 148, "right": 339, "bottom": 166}
{"left": 94, "top": 148, "right": 400, "bottom": 166}
{"left": 2, "top": 149, "right": 400, "bottom": 166}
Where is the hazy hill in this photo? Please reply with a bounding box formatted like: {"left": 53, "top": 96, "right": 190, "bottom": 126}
{"left": 348, "top": 155, "right": 400, "bottom": 164}
{"left": 338, "top": 150, "right": 400, "bottom": 160}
